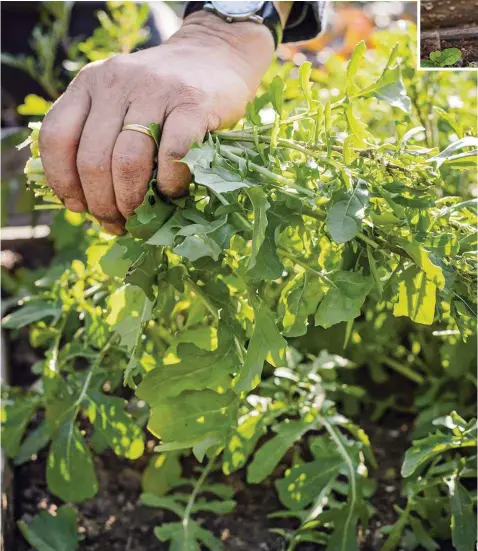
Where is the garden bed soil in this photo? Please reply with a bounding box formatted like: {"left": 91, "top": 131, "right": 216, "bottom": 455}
{"left": 7, "top": 407, "right": 411, "bottom": 551}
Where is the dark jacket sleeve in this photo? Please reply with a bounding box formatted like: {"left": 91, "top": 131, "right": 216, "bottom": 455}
{"left": 283, "top": 2, "right": 327, "bottom": 43}
{"left": 183, "top": 2, "right": 328, "bottom": 44}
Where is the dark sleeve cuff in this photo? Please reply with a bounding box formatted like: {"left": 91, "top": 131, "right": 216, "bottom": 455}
{"left": 283, "top": 1, "right": 328, "bottom": 43}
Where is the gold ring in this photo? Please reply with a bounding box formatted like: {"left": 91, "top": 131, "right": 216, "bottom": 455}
{"left": 121, "top": 123, "right": 154, "bottom": 139}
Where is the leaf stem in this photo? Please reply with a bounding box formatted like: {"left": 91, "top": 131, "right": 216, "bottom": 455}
{"left": 219, "top": 145, "right": 317, "bottom": 198}
{"left": 380, "top": 355, "right": 425, "bottom": 385}
{"left": 226, "top": 101, "right": 345, "bottom": 134}
{"left": 320, "top": 417, "right": 357, "bottom": 549}
{"left": 355, "top": 231, "right": 379, "bottom": 249}
{"left": 185, "top": 279, "right": 219, "bottom": 320}
{"left": 183, "top": 454, "right": 217, "bottom": 531}
{"left": 74, "top": 333, "right": 117, "bottom": 409}
{"left": 277, "top": 246, "right": 337, "bottom": 289}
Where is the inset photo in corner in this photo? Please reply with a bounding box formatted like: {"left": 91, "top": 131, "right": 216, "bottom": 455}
{"left": 419, "top": 0, "right": 478, "bottom": 69}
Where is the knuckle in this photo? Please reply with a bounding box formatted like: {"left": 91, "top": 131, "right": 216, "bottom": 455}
{"left": 38, "top": 119, "right": 57, "bottom": 151}
{"left": 77, "top": 151, "right": 110, "bottom": 178}
{"left": 39, "top": 108, "right": 80, "bottom": 153}
{"left": 113, "top": 150, "right": 146, "bottom": 176}
{"left": 75, "top": 60, "right": 102, "bottom": 84}
{"left": 113, "top": 152, "right": 151, "bottom": 217}
{"left": 166, "top": 79, "right": 208, "bottom": 111}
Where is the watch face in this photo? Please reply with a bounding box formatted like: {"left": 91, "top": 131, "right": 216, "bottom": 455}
{"left": 211, "top": 1, "right": 264, "bottom": 17}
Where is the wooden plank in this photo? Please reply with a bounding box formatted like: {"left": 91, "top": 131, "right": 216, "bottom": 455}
{"left": 421, "top": 0, "right": 478, "bottom": 30}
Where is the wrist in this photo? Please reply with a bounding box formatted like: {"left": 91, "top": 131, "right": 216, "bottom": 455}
{"left": 170, "top": 10, "right": 275, "bottom": 76}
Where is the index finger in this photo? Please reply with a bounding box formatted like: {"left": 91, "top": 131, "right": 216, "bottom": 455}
{"left": 39, "top": 74, "right": 91, "bottom": 212}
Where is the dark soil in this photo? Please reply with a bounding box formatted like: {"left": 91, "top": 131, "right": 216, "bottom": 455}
{"left": 7, "top": 412, "right": 415, "bottom": 551}
{"left": 11, "top": 449, "right": 296, "bottom": 551}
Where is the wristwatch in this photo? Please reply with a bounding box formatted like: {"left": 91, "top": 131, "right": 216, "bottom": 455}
{"left": 184, "top": 1, "right": 284, "bottom": 48}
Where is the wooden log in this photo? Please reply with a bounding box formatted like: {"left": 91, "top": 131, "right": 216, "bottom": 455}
{"left": 421, "top": 25, "right": 478, "bottom": 40}
{"left": 421, "top": 0, "right": 478, "bottom": 30}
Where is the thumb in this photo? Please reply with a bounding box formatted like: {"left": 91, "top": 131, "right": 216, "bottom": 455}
{"left": 156, "top": 107, "right": 210, "bottom": 197}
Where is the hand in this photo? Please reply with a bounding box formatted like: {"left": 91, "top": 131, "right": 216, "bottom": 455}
{"left": 39, "top": 11, "right": 274, "bottom": 234}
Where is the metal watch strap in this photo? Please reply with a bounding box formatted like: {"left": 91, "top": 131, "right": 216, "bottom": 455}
{"left": 184, "top": 2, "right": 283, "bottom": 48}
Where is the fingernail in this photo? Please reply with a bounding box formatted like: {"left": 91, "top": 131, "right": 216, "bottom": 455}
{"left": 102, "top": 222, "right": 126, "bottom": 235}
{"left": 64, "top": 198, "right": 86, "bottom": 212}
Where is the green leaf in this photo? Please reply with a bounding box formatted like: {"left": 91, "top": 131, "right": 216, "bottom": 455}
{"left": 141, "top": 494, "right": 186, "bottom": 517}
{"left": 223, "top": 409, "right": 277, "bottom": 475}
{"left": 154, "top": 522, "right": 200, "bottom": 551}
{"left": 279, "top": 272, "right": 324, "bottom": 337}
{"left": 154, "top": 521, "right": 223, "bottom": 551}
{"left": 395, "top": 238, "right": 445, "bottom": 289}
{"left": 346, "top": 41, "right": 367, "bottom": 97}
{"left": 393, "top": 266, "right": 437, "bottom": 325}
{"left": 148, "top": 122, "right": 162, "bottom": 147}
{"left": 18, "top": 505, "right": 79, "bottom": 551}
{"left": 245, "top": 187, "right": 270, "bottom": 271}
{"left": 1, "top": 397, "right": 38, "bottom": 457}
{"left": 326, "top": 180, "right": 369, "bottom": 243}
{"left": 14, "top": 421, "right": 52, "bottom": 466}
{"left": 401, "top": 431, "right": 476, "bottom": 478}
{"left": 142, "top": 452, "right": 182, "bottom": 497}
{"left": 269, "top": 75, "right": 285, "bottom": 117}
{"left": 380, "top": 502, "right": 411, "bottom": 551}
{"left": 234, "top": 302, "right": 287, "bottom": 392}
{"left": 246, "top": 219, "right": 283, "bottom": 279}
{"left": 99, "top": 238, "right": 142, "bottom": 279}
{"left": 106, "top": 285, "right": 153, "bottom": 351}
{"left": 174, "top": 234, "right": 223, "bottom": 262}
{"left": 137, "top": 324, "right": 239, "bottom": 400}
{"left": 2, "top": 301, "right": 61, "bottom": 329}
{"left": 124, "top": 247, "right": 162, "bottom": 301}
{"left": 192, "top": 499, "right": 236, "bottom": 514}
{"left": 298, "top": 61, "right": 313, "bottom": 109}
{"left": 447, "top": 477, "right": 477, "bottom": 551}
{"left": 193, "top": 166, "right": 254, "bottom": 194}
{"left": 344, "top": 103, "right": 372, "bottom": 147}
{"left": 47, "top": 419, "right": 98, "bottom": 502}
{"left": 276, "top": 456, "right": 342, "bottom": 510}
{"left": 409, "top": 516, "right": 439, "bottom": 551}
{"left": 247, "top": 420, "right": 314, "bottom": 484}
{"left": 181, "top": 142, "right": 215, "bottom": 172}
{"left": 315, "top": 271, "right": 373, "bottom": 328}
{"left": 146, "top": 389, "right": 239, "bottom": 446}
{"left": 125, "top": 184, "right": 175, "bottom": 240}
{"left": 430, "top": 47, "right": 462, "bottom": 67}
{"left": 430, "top": 137, "right": 478, "bottom": 168}
{"left": 86, "top": 391, "right": 144, "bottom": 459}
{"left": 353, "top": 45, "right": 411, "bottom": 113}
{"left": 421, "top": 59, "right": 438, "bottom": 68}
{"left": 326, "top": 505, "right": 359, "bottom": 551}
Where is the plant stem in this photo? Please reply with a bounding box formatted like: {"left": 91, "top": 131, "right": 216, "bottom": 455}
{"left": 225, "top": 100, "right": 345, "bottom": 134}
{"left": 277, "top": 247, "right": 337, "bottom": 288}
{"left": 218, "top": 131, "right": 414, "bottom": 175}
{"left": 380, "top": 355, "right": 425, "bottom": 385}
{"left": 185, "top": 279, "right": 219, "bottom": 320}
{"left": 219, "top": 145, "right": 317, "bottom": 198}
{"left": 47, "top": 315, "right": 67, "bottom": 374}
{"left": 320, "top": 418, "right": 357, "bottom": 548}
{"left": 356, "top": 231, "right": 379, "bottom": 249}
{"left": 74, "top": 333, "right": 116, "bottom": 409}
{"left": 183, "top": 454, "right": 217, "bottom": 530}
